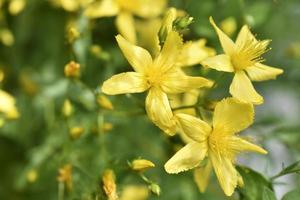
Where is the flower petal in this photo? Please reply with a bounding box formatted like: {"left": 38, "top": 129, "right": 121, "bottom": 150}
{"left": 229, "top": 71, "right": 263, "bottom": 105}
{"left": 165, "top": 142, "right": 207, "bottom": 174}
{"left": 213, "top": 98, "right": 254, "bottom": 134}
{"left": 102, "top": 72, "right": 149, "bottom": 95}
{"left": 209, "top": 17, "right": 235, "bottom": 55}
{"left": 84, "top": 0, "right": 119, "bottom": 18}
{"left": 230, "top": 137, "right": 268, "bottom": 154}
{"left": 246, "top": 63, "right": 283, "bottom": 82}
{"left": 116, "top": 35, "right": 153, "bottom": 73}
{"left": 116, "top": 12, "right": 137, "bottom": 44}
{"left": 194, "top": 161, "right": 212, "bottom": 193}
{"left": 161, "top": 69, "right": 213, "bottom": 94}
{"left": 235, "top": 25, "right": 257, "bottom": 47}
{"left": 175, "top": 113, "right": 211, "bottom": 142}
{"left": 210, "top": 152, "right": 238, "bottom": 196}
{"left": 145, "top": 88, "right": 177, "bottom": 135}
{"left": 201, "top": 54, "right": 234, "bottom": 72}
{"left": 178, "top": 39, "right": 216, "bottom": 67}
{"left": 154, "top": 31, "right": 183, "bottom": 73}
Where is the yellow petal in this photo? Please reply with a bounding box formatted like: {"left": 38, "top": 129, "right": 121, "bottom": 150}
{"left": 201, "top": 54, "right": 234, "bottom": 72}
{"left": 145, "top": 88, "right": 176, "bottom": 135}
{"left": 194, "top": 161, "right": 212, "bottom": 193}
{"left": 161, "top": 69, "right": 213, "bottom": 94}
{"left": 102, "top": 72, "right": 149, "bottom": 95}
{"left": 116, "top": 12, "right": 137, "bottom": 44}
{"left": 229, "top": 71, "right": 263, "bottom": 105}
{"left": 230, "top": 137, "right": 268, "bottom": 154}
{"left": 175, "top": 113, "right": 211, "bottom": 142}
{"left": 246, "top": 63, "right": 283, "bottom": 81}
{"left": 116, "top": 35, "right": 152, "bottom": 73}
{"left": 235, "top": 25, "right": 257, "bottom": 47}
{"left": 209, "top": 17, "right": 235, "bottom": 55}
{"left": 210, "top": 152, "right": 238, "bottom": 196}
{"left": 165, "top": 142, "right": 207, "bottom": 174}
{"left": 213, "top": 98, "right": 254, "bottom": 134}
{"left": 154, "top": 31, "right": 183, "bottom": 73}
{"left": 0, "top": 90, "right": 19, "bottom": 119}
{"left": 178, "top": 39, "right": 216, "bottom": 67}
{"left": 84, "top": 0, "right": 119, "bottom": 18}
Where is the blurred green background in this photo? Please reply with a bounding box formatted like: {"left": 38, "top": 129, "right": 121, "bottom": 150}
{"left": 0, "top": 0, "right": 300, "bottom": 199}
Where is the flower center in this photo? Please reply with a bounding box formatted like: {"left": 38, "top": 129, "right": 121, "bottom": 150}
{"left": 231, "top": 38, "right": 270, "bottom": 71}
{"left": 144, "top": 68, "right": 164, "bottom": 87}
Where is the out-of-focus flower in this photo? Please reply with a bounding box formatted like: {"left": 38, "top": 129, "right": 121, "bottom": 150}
{"left": 84, "top": 0, "right": 167, "bottom": 44}
{"left": 170, "top": 89, "right": 200, "bottom": 116}
{"left": 102, "top": 32, "right": 213, "bottom": 135}
{"left": 69, "top": 126, "right": 84, "bottom": 139}
{"left": 64, "top": 61, "right": 80, "bottom": 78}
{"left": 0, "top": 89, "right": 19, "bottom": 119}
{"left": 131, "top": 159, "right": 155, "bottom": 171}
{"left": 202, "top": 17, "right": 283, "bottom": 104}
{"left": 52, "top": 0, "right": 91, "bottom": 12}
{"left": 102, "top": 169, "right": 118, "bottom": 200}
{"left": 0, "top": 29, "right": 15, "bottom": 46}
{"left": 26, "top": 169, "right": 38, "bottom": 183}
{"left": 62, "top": 99, "right": 73, "bottom": 117}
{"left": 66, "top": 26, "right": 80, "bottom": 43}
{"left": 9, "top": 0, "right": 26, "bottom": 15}
{"left": 57, "top": 164, "right": 73, "bottom": 191}
{"left": 286, "top": 42, "right": 300, "bottom": 58}
{"left": 120, "top": 185, "right": 149, "bottom": 200}
{"left": 220, "top": 17, "right": 237, "bottom": 37}
{"left": 165, "top": 98, "right": 267, "bottom": 196}
{"left": 97, "top": 94, "right": 114, "bottom": 110}
{"left": 101, "top": 122, "right": 113, "bottom": 132}
{"left": 19, "top": 72, "right": 39, "bottom": 96}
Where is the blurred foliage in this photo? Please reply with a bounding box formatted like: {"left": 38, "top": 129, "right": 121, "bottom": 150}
{"left": 0, "top": 0, "right": 300, "bottom": 199}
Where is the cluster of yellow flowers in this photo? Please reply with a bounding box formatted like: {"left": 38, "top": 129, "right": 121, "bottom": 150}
{"left": 100, "top": 5, "right": 283, "bottom": 197}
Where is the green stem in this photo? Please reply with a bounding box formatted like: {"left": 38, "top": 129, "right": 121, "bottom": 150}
{"left": 270, "top": 169, "right": 300, "bottom": 181}
{"left": 58, "top": 182, "right": 64, "bottom": 200}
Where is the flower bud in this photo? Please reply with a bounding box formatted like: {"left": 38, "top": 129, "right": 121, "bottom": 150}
{"left": 26, "top": 169, "right": 38, "bottom": 183}
{"left": 102, "top": 169, "right": 118, "bottom": 200}
{"left": 66, "top": 26, "right": 80, "bottom": 43}
{"left": 57, "top": 164, "right": 72, "bottom": 191}
{"left": 97, "top": 95, "right": 114, "bottom": 110}
{"left": 64, "top": 61, "right": 80, "bottom": 78}
{"left": 69, "top": 126, "right": 84, "bottom": 140}
{"left": 149, "top": 183, "right": 160, "bottom": 196}
{"left": 131, "top": 159, "right": 155, "bottom": 171}
{"left": 220, "top": 17, "right": 237, "bottom": 37}
{"left": 62, "top": 99, "right": 73, "bottom": 118}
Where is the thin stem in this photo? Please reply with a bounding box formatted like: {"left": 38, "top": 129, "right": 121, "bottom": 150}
{"left": 270, "top": 169, "right": 300, "bottom": 181}
{"left": 58, "top": 182, "right": 64, "bottom": 200}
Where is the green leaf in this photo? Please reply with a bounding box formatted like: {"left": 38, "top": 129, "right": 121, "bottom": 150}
{"left": 271, "top": 160, "right": 300, "bottom": 180}
{"left": 263, "top": 187, "right": 276, "bottom": 200}
{"left": 282, "top": 189, "right": 300, "bottom": 200}
{"left": 237, "top": 166, "right": 273, "bottom": 200}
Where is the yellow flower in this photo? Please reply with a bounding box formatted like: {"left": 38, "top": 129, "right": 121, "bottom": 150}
{"left": 0, "top": 89, "right": 19, "bottom": 119}
{"left": 102, "top": 31, "right": 213, "bottom": 135}
{"left": 9, "top": 0, "right": 26, "bottom": 15}
{"left": 97, "top": 94, "right": 114, "bottom": 110}
{"left": 220, "top": 17, "right": 237, "bottom": 37}
{"left": 159, "top": 8, "right": 216, "bottom": 67}
{"left": 202, "top": 17, "right": 283, "bottom": 105}
{"left": 84, "top": 0, "right": 166, "bottom": 44}
{"left": 164, "top": 98, "right": 267, "bottom": 196}
{"left": 64, "top": 61, "right": 80, "bottom": 78}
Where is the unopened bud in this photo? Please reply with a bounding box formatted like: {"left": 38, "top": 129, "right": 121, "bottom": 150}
{"left": 64, "top": 61, "right": 80, "bottom": 78}
{"left": 97, "top": 95, "right": 114, "bottom": 110}
{"left": 220, "top": 17, "right": 237, "bottom": 37}
{"left": 158, "top": 8, "right": 176, "bottom": 46}
{"left": 62, "top": 99, "right": 73, "bottom": 117}
{"left": 69, "top": 126, "right": 84, "bottom": 139}
{"left": 131, "top": 159, "right": 155, "bottom": 171}
{"left": 57, "top": 164, "right": 72, "bottom": 191}
{"left": 66, "top": 26, "right": 80, "bottom": 43}
{"left": 149, "top": 183, "right": 160, "bottom": 196}
{"left": 102, "top": 169, "right": 118, "bottom": 200}
{"left": 173, "top": 15, "right": 194, "bottom": 32}
{"left": 26, "top": 169, "right": 38, "bottom": 183}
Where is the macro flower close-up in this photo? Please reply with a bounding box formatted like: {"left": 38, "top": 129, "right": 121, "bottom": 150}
{"left": 0, "top": 0, "right": 299, "bottom": 200}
